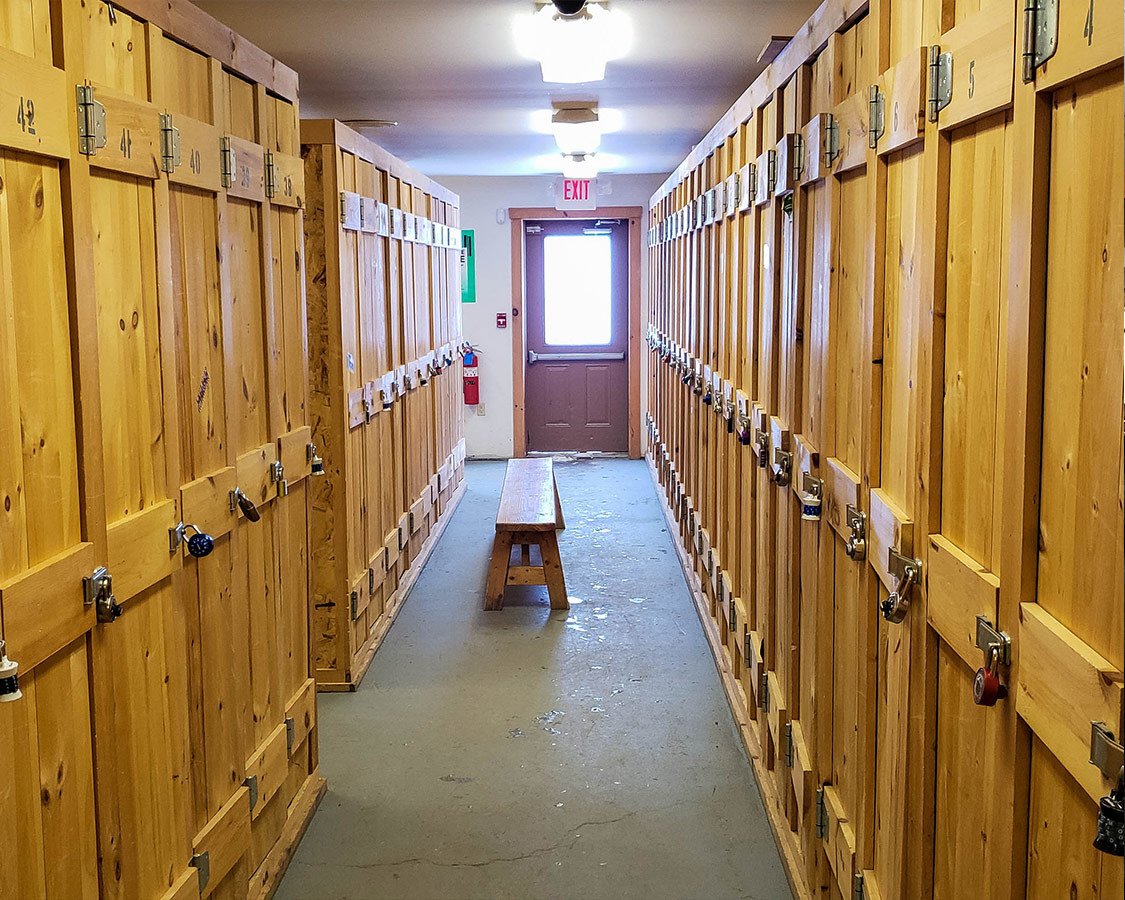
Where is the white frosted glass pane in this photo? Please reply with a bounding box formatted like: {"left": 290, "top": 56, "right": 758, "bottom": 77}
{"left": 543, "top": 234, "right": 612, "bottom": 346}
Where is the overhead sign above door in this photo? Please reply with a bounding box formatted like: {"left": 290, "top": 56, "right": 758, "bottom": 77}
{"left": 555, "top": 177, "right": 597, "bottom": 211}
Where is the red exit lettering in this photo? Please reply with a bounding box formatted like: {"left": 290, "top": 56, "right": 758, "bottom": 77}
{"left": 564, "top": 179, "right": 589, "bottom": 201}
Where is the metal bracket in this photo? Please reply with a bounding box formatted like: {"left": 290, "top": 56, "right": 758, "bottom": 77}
{"left": 854, "top": 872, "right": 866, "bottom": 900}
{"left": 271, "top": 460, "right": 289, "bottom": 498}
{"left": 243, "top": 774, "right": 259, "bottom": 812}
{"left": 728, "top": 597, "right": 737, "bottom": 635}
{"left": 792, "top": 133, "right": 805, "bottom": 182}
{"left": 732, "top": 172, "right": 741, "bottom": 208}
{"left": 844, "top": 506, "right": 867, "bottom": 561}
{"left": 264, "top": 149, "right": 278, "bottom": 199}
{"left": 190, "top": 850, "right": 211, "bottom": 893}
{"left": 84, "top": 566, "right": 121, "bottom": 623}
{"left": 974, "top": 615, "right": 1011, "bottom": 666}
{"left": 220, "top": 136, "right": 236, "bottom": 188}
{"left": 759, "top": 670, "right": 770, "bottom": 712}
{"left": 784, "top": 722, "right": 794, "bottom": 768}
{"left": 744, "top": 632, "right": 755, "bottom": 668}
{"left": 815, "top": 786, "right": 828, "bottom": 839}
{"left": 285, "top": 716, "right": 295, "bottom": 754}
{"left": 1091, "top": 722, "right": 1125, "bottom": 781}
{"left": 766, "top": 148, "right": 778, "bottom": 194}
{"left": 772, "top": 447, "right": 792, "bottom": 487}
{"left": 159, "top": 113, "right": 181, "bottom": 174}
{"left": 928, "top": 46, "right": 953, "bottom": 122}
{"left": 868, "top": 85, "right": 885, "bottom": 149}
{"left": 1022, "top": 0, "right": 1059, "bottom": 83}
{"left": 747, "top": 162, "right": 757, "bottom": 196}
{"left": 882, "top": 549, "right": 922, "bottom": 623}
{"left": 349, "top": 590, "right": 358, "bottom": 621}
{"left": 76, "top": 85, "right": 107, "bottom": 156}
{"left": 800, "top": 473, "right": 823, "bottom": 521}
{"left": 822, "top": 113, "right": 840, "bottom": 167}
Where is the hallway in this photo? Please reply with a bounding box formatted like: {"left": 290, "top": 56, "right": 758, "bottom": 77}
{"left": 278, "top": 459, "right": 791, "bottom": 900}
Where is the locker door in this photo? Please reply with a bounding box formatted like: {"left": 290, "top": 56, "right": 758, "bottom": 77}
{"left": 921, "top": 3, "right": 1020, "bottom": 897}
{"left": 0, "top": 15, "right": 99, "bottom": 898}
{"left": 818, "top": 15, "right": 880, "bottom": 898}
{"left": 1013, "top": 4, "right": 1124, "bottom": 895}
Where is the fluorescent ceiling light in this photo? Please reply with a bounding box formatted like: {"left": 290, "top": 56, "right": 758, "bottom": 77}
{"left": 515, "top": 3, "right": 632, "bottom": 84}
{"left": 562, "top": 153, "right": 599, "bottom": 178}
{"left": 552, "top": 104, "right": 601, "bottom": 155}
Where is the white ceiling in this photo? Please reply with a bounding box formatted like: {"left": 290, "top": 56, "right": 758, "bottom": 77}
{"left": 196, "top": 0, "right": 819, "bottom": 178}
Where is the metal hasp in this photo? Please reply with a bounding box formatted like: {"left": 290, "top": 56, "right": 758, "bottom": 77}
{"left": 243, "top": 774, "right": 259, "bottom": 812}
{"left": 973, "top": 615, "right": 1011, "bottom": 706}
{"left": 880, "top": 549, "right": 922, "bottom": 624}
{"left": 0, "top": 640, "right": 21, "bottom": 702}
{"left": 821, "top": 113, "right": 840, "bottom": 167}
{"left": 728, "top": 595, "right": 737, "bottom": 634}
{"left": 844, "top": 505, "right": 867, "bottom": 561}
{"left": 1090, "top": 722, "right": 1125, "bottom": 781}
{"left": 220, "top": 136, "right": 236, "bottom": 189}
{"left": 854, "top": 872, "right": 866, "bottom": 900}
{"left": 784, "top": 722, "right": 795, "bottom": 767}
{"left": 801, "top": 473, "right": 823, "bottom": 521}
{"left": 772, "top": 447, "right": 792, "bottom": 487}
{"left": 1022, "top": 0, "right": 1059, "bottom": 83}
{"left": 159, "top": 113, "right": 181, "bottom": 174}
{"left": 928, "top": 46, "right": 953, "bottom": 122}
{"left": 84, "top": 566, "right": 121, "bottom": 623}
{"left": 974, "top": 615, "right": 1011, "bottom": 665}
{"left": 867, "top": 85, "right": 885, "bottom": 149}
{"left": 190, "top": 850, "right": 210, "bottom": 893}
{"left": 76, "top": 84, "right": 107, "bottom": 156}
{"left": 754, "top": 428, "right": 770, "bottom": 469}
{"left": 759, "top": 670, "right": 770, "bottom": 711}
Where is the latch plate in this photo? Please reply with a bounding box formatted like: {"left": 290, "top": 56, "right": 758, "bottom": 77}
{"left": 974, "top": 615, "right": 1011, "bottom": 667}
{"left": 784, "top": 722, "right": 794, "bottom": 767}
{"left": 243, "top": 774, "right": 259, "bottom": 811}
{"left": 928, "top": 46, "right": 953, "bottom": 122}
{"left": 1090, "top": 722, "right": 1125, "bottom": 781}
{"left": 815, "top": 786, "right": 828, "bottom": 839}
{"left": 76, "top": 85, "right": 107, "bottom": 157}
{"left": 759, "top": 670, "right": 770, "bottom": 711}
{"left": 159, "top": 113, "right": 181, "bottom": 174}
{"left": 84, "top": 566, "right": 121, "bottom": 623}
{"left": 264, "top": 149, "right": 278, "bottom": 199}
{"left": 220, "top": 136, "right": 236, "bottom": 188}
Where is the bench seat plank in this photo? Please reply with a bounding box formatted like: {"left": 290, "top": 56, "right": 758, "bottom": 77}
{"left": 496, "top": 458, "right": 558, "bottom": 532}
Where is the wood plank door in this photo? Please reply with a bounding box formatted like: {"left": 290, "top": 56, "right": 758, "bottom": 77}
{"left": 0, "top": 7, "right": 100, "bottom": 895}
{"left": 524, "top": 218, "right": 630, "bottom": 453}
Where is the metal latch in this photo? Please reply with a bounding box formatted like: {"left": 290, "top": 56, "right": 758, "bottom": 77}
{"left": 759, "top": 670, "right": 770, "bottom": 711}
{"left": 744, "top": 632, "right": 755, "bottom": 668}
{"left": 271, "top": 460, "right": 289, "bottom": 498}
{"left": 1091, "top": 722, "right": 1125, "bottom": 781}
{"left": 974, "top": 615, "right": 1011, "bottom": 666}
{"left": 880, "top": 549, "right": 921, "bottom": 623}
{"left": 928, "top": 46, "right": 953, "bottom": 122}
{"left": 243, "top": 774, "right": 259, "bottom": 812}
{"left": 308, "top": 443, "right": 326, "bottom": 477}
{"left": 821, "top": 113, "right": 840, "bottom": 167}
{"left": 815, "top": 786, "right": 828, "bottom": 839}
{"left": 349, "top": 590, "right": 358, "bottom": 620}
{"left": 868, "top": 85, "right": 885, "bottom": 149}
{"left": 264, "top": 149, "right": 278, "bottom": 199}
{"left": 800, "top": 474, "right": 823, "bottom": 520}
{"left": 784, "top": 722, "right": 794, "bottom": 767}
{"left": 772, "top": 447, "right": 792, "bottom": 487}
{"left": 190, "top": 850, "right": 211, "bottom": 893}
{"left": 844, "top": 506, "right": 867, "bottom": 561}
{"left": 84, "top": 566, "right": 122, "bottom": 623}
{"left": 220, "top": 136, "right": 236, "bottom": 188}
{"left": 76, "top": 85, "right": 107, "bottom": 156}
{"left": 728, "top": 596, "right": 737, "bottom": 634}
{"left": 1022, "top": 0, "right": 1059, "bottom": 83}
{"left": 368, "top": 567, "right": 377, "bottom": 596}
{"left": 159, "top": 113, "right": 181, "bottom": 174}
{"left": 754, "top": 428, "right": 770, "bottom": 469}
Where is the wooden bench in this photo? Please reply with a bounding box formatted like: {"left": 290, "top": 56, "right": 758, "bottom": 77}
{"left": 485, "top": 458, "right": 568, "bottom": 611}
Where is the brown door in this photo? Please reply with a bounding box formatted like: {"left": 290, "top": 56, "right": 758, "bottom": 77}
{"left": 524, "top": 218, "right": 629, "bottom": 452}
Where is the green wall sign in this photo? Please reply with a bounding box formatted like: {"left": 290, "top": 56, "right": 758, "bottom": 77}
{"left": 461, "top": 229, "right": 476, "bottom": 303}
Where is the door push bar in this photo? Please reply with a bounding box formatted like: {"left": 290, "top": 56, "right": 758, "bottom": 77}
{"left": 527, "top": 350, "right": 626, "bottom": 364}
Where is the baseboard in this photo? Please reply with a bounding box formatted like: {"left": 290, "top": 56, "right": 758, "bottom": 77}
{"left": 249, "top": 770, "right": 328, "bottom": 900}
{"left": 645, "top": 455, "right": 813, "bottom": 900}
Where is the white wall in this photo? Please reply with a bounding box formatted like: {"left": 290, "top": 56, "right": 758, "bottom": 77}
{"left": 438, "top": 174, "right": 665, "bottom": 459}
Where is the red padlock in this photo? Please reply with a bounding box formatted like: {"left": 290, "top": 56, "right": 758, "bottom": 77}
{"left": 973, "top": 645, "right": 1007, "bottom": 706}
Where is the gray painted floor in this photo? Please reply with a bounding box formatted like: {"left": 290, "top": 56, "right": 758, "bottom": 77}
{"left": 278, "top": 458, "right": 791, "bottom": 900}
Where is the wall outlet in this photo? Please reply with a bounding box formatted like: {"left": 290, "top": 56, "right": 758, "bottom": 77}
{"left": 476, "top": 403, "right": 486, "bottom": 417}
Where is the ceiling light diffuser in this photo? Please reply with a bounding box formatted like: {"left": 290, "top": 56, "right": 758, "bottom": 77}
{"left": 515, "top": 2, "right": 632, "bottom": 84}
{"left": 562, "top": 153, "right": 599, "bottom": 178}
{"left": 551, "top": 104, "right": 601, "bottom": 155}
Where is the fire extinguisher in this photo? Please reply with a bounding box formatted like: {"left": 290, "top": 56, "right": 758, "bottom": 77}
{"left": 463, "top": 345, "right": 480, "bottom": 405}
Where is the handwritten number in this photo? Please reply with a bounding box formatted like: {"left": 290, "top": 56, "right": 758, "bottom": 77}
{"left": 120, "top": 128, "right": 133, "bottom": 158}
{"left": 968, "top": 61, "right": 976, "bottom": 100}
{"left": 15, "top": 97, "right": 36, "bottom": 135}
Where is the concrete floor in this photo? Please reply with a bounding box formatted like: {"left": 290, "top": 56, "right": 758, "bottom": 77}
{"left": 278, "top": 458, "right": 792, "bottom": 900}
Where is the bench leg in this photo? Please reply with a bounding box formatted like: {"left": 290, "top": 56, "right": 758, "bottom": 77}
{"left": 538, "top": 531, "right": 569, "bottom": 610}
{"left": 485, "top": 532, "right": 513, "bottom": 611}
{"left": 553, "top": 475, "right": 566, "bottom": 531}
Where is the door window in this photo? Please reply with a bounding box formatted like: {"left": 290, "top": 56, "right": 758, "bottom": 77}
{"left": 543, "top": 233, "right": 612, "bottom": 345}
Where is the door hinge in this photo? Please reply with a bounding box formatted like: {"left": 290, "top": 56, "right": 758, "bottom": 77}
{"left": 368, "top": 567, "right": 377, "bottom": 596}
{"left": 76, "top": 84, "right": 107, "bottom": 157}
{"left": 1022, "top": 0, "right": 1059, "bottom": 83}
{"left": 766, "top": 148, "right": 777, "bottom": 195}
{"left": 815, "top": 786, "right": 829, "bottom": 839}
{"left": 243, "top": 774, "right": 259, "bottom": 812}
{"left": 853, "top": 872, "right": 866, "bottom": 900}
{"left": 822, "top": 113, "right": 840, "bottom": 167}
{"left": 744, "top": 631, "right": 754, "bottom": 667}
{"left": 264, "top": 149, "right": 278, "bottom": 199}
{"left": 159, "top": 113, "right": 181, "bottom": 174}
{"left": 759, "top": 670, "right": 770, "bottom": 711}
{"left": 867, "top": 85, "right": 885, "bottom": 149}
{"left": 791, "top": 133, "right": 805, "bottom": 183}
{"left": 84, "top": 566, "right": 122, "bottom": 623}
{"left": 784, "top": 722, "right": 794, "bottom": 768}
{"left": 220, "top": 136, "right": 236, "bottom": 188}
{"left": 349, "top": 590, "right": 359, "bottom": 621}
{"left": 928, "top": 46, "right": 953, "bottom": 122}
{"left": 285, "top": 715, "right": 295, "bottom": 754}
{"left": 190, "top": 850, "right": 211, "bottom": 892}
{"left": 728, "top": 598, "right": 737, "bottom": 635}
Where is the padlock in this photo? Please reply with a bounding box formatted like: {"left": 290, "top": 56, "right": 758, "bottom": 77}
{"left": 844, "top": 507, "right": 866, "bottom": 561}
{"left": 308, "top": 443, "right": 326, "bottom": 477}
{"left": 754, "top": 431, "right": 770, "bottom": 468}
{"left": 233, "top": 487, "right": 262, "bottom": 523}
{"left": 973, "top": 644, "right": 1007, "bottom": 706}
{"left": 1094, "top": 768, "right": 1125, "bottom": 856}
{"left": 0, "top": 640, "right": 21, "bottom": 702}
{"left": 880, "top": 558, "right": 919, "bottom": 624}
{"left": 801, "top": 477, "right": 823, "bottom": 520}
{"left": 736, "top": 418, "right": 753, "bottom": 446}
{"left": 682, "top": 370, "right": 692, "bottom": 386}
{"left": 186, "top": 529, "right": 215, "bottom": 559}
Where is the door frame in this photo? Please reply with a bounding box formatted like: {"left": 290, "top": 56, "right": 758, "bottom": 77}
{"left": 508, "top": 206, "right": 643, "bottom": 459}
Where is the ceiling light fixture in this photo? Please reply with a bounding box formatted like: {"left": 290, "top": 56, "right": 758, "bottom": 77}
{"left": 562, "top": 152, "right": 599, "bottom": 179}
{"left": 515, "top": 2, "right": 632, "bottom": 84}
{"left": 551, "top": 102, "right": 601, "bottom": 155}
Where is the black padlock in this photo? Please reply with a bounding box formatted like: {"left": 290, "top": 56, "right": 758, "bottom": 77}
{"left": 1094, "top": 769, "right": 1125, "bottom": 857}
{"left": 186, "top": 530, "right": 215, "bottom": 559}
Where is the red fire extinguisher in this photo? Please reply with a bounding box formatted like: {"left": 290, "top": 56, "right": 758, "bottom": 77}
{"left": 463, "top": 346, "right": 480, "bottom": 405}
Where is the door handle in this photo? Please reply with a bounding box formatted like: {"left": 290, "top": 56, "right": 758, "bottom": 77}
{"left": 528, "top": 350, "right": 626, "bottom": 364}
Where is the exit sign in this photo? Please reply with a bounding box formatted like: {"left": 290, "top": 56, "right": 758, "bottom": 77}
{"left": 555, "top": 177, "right": 597, "bottom": 211}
